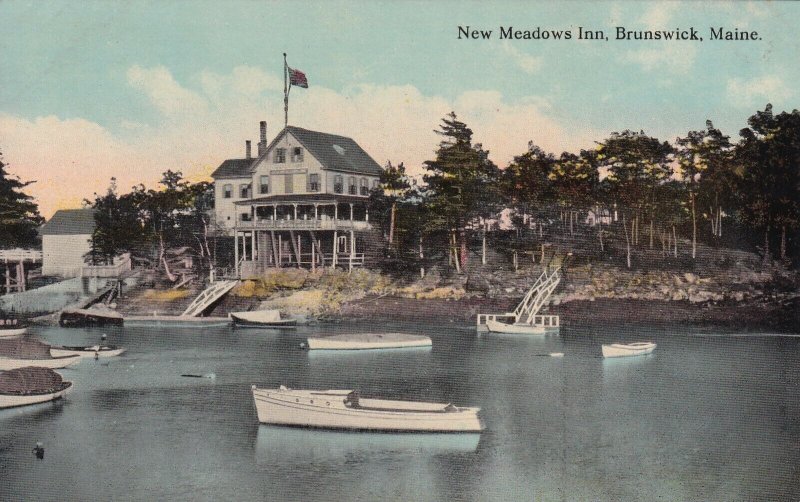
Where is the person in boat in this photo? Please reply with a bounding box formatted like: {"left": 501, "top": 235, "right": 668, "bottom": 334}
{"left": 344, "top": 390, "right": 360, "bottom": 409}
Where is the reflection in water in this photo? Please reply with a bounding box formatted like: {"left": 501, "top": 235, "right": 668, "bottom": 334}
{"left": 254, "top": 425, "right": 481, "bottom": 464}
{"left": 306, "top": 345, "right": 432, "bottom": 358}
{"left": 0, "top": 398, "right": 66, "bottom": 422}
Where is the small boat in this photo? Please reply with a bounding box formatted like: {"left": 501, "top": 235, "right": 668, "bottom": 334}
{"left": 601, "top": 342, "right": 657, "bottom": 358}
{"left": 0, "top": 338, "right": 80, "bottom": 370}
{"left": 230, "top": 310, "right": 296, "bottom": 328}
{"left": 0, "top": 367, "right": 73, "bottom": 409}
{"left": 251, "top": 386, "right": 483, "bottom": 433}
{"left": 485, "top": 318, "right": 547, "bottom": 335}
{"left": 50, "top": 345, "right": 126, "bottom": 358}
{"left": 302, "top": 333, "right": 432, "bottom": 350}
{"left": 0, "top": 318, "right": 27, "bottom": 337}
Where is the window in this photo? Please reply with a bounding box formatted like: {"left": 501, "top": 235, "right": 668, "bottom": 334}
{"left": 239, "top": 183, "right": 250, "bottom": 198}
{"left": 291, "top": 147, "right": 304, "bottom": 162}
{"left": 372, "top": 179, "right": 380, "bottom": 190}
{"left": 223, "top": 184, "right": 232, "bottom": 199}
{"left": 259, "top": 175, "right": 269, "bottom": 194}
{"left": 348, "top": 176, "right": 357, "bottom": 195}
{"left": 360, "top": 178, "right": 369, "bottom": 196}
{"left": 334, "top": 174, "right": 343, "bottom": 194}
{"left": 274, "top": 148, "right": 286, "bottom": 163}
{"left": 240, "top": 212, "right": 251, "bottom": 222}
{"left": 308, "top": 173, "right": 320, "bottom": 192}
{"left": 284, "top": 174, "right": 293, "bottom": 194}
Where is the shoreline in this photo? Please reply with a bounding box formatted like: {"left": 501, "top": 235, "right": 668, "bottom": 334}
{"left": 337, "top": 295, "right": 800, "bottom": 333}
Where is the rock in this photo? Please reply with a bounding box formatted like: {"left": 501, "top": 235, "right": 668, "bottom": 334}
{"left": 672, "top": 290, "right": 688, "bottom": 301}
{"left": 673, "top": 276, "right": 683, "bottom": 286}
{"left": 684, "top": 272, "right": 698, "bottom": 284}
{"left": 465, "top": 274, "right": 492, "bottom": 293}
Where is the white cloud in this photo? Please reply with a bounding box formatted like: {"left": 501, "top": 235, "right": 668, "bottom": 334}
{"left": 127, "top": 65, "right": 208, "bottom": 117}
{"left": 639, "top": 4, "right": 678, "bottom": 30}
{"left": 0, "top": 65, "right": 596, "bottom": 218}
{"left": 726, "top": 75, "right": 792, "bottom": 107}
{"left": 500, "top": 41, "right": 543, "bottom": 74}
{"left": 624, "top": 44, "right": 696, "bottom": 74}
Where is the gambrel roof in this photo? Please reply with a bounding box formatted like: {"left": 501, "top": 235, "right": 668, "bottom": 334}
{"left": 257, "top": 126, "right": 382, "bottom": 176}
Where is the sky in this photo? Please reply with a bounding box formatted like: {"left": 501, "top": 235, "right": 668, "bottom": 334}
{"left": 1, "top": 0, "right": 798, "bottom": 218}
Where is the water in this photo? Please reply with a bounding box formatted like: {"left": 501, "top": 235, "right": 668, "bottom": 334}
{"left": 1, "top": 321, "right": 798, "bottom": 501}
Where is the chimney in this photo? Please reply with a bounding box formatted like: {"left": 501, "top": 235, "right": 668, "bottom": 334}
{"left": 245, "top": 140, "right": 252, "bottom": 160}
{"left": 258, "top": 121, "right": 267, "bottom": 157}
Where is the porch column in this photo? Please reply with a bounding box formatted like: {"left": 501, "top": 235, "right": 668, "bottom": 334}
{"left": 334, "top": 204, "right": 338, "bottom": 221}
{"left": 365, "top": 206, "right": 369, "bottom": 222}
{"left": 273, "top": 205, "right": 277, "bottom": 220}
{"left": 349, "top": 230, "right": 355, "bottom": 272}
{"left": 293, "top": 204, "right": 298, "bottom": 220}
{"left": 332, "top": 230, "right": 338, "bottom": 268}
{"left": 251, "top": 231, "right": 256, "bottom": 266}
{"left": 349, "top": 203, "right": 354, "bottom": 221}
{"left": 314, "top": 204, "right": 318, "bottom": 220}
{"left": 234, "top": 230, "right": 239, "bottom": 276}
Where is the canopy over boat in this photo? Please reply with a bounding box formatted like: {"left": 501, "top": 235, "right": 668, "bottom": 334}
{"left": 0, "top": 338, "right": 52, "bottom": 360}
{"left": 0, "top": 366, "right": 64, "bottom": 394}
{"left": 251, "top": 386, "right": 483, "bottom": 432}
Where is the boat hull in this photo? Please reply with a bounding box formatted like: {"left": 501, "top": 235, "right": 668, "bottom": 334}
{"left": 601, "top": 342, "right": 657, "bottom": 358}
{"left": 485, "top": 318, "right": 547, "bottom": 335}
{"left": 305, "top": 333, "right": 432, "bottom": 350}
{"left": 0, "top": 328, "right": 27, "bottom": 337}
{"left": 252, "top": 387, "right": 482, "bottom": 433}
{"left": 0, "top": 355, "right": 80, "bottom": 370}
{"left": 50, "top": 346, "right": 126, "bottom": 358}
{"left": 0, "top": 382, "right": 73, "bottom": 409}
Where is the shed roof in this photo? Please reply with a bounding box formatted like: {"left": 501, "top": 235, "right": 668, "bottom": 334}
{"left": 40, "top": 209, "right": 96, "bottom": 236}
{"left": 210, "top": 158, "right": 255, "bottom": 179}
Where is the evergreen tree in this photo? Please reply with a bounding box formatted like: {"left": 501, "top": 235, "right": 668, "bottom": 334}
{"left": 0, "top": 149, "right": 44, "bottom": 249}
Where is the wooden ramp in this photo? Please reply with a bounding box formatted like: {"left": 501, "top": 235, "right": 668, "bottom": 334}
{"left": 181, "top": 280, "right": 238, "bottom": 317}
{"left": 477, "top": 267, "right": 561, "bottom": 332}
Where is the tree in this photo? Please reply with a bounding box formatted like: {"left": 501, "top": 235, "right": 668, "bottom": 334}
{"left": 502, "top": 142, "right": 556, "bottom": 241}
{"left": 378, "top": 161, "right": 411, "bottom": 246}
{"left": 423, "top": 112, "right": 501, "bottom": 271}
{"left": 0, "top": 149, "right": 44, "bottom": 249}
{"left": 737, "top": 105, "right": 800, "bottom": 262}
{"left": 676, "top": 120, "right": 733, "bottom": 258}
{"left": 596, "top": 131, "right": 674, "bottom": 268}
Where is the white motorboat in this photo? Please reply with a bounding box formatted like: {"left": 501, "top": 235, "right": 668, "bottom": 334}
{"left": 50, "top": 345, "right": 126, "bottom": 358}
{"left": 251, "top": 386, "right": 483, "bottom": 432}
{"left": 485, "top": 318, "right": 547, "bottom": 335}
{"left": 230, "top": 310, "right": 297, "bottom": 328}
{"left": 0, "top": 367, "right": 73, "bottom": 409}
{"left": 601, "top": 342, "right": 657, "bottom": 358}
{"left": 302, "top": 333, "right": 432, "bottom": 350}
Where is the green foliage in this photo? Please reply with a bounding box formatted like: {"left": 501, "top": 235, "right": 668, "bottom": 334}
{"left": 0, "top": 149, "right": 43, "bottom": 249}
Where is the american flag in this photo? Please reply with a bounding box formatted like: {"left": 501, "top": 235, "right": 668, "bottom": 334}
{"left": 288, "top": 67, "right": 308, "bottom": 88}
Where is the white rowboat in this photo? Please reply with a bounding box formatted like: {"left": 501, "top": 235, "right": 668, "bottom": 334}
{"left": 50, "top": 345, "right": 126, "bottom": 358}
{"left": 485, "top": 318, "right": 547, "bottom": 335}
{"left": 601, "top": 342, "right": 657, "bottom": 358}
{"left": 230, "top": 310, "right": 297, "bottom": 328}
{"left": 0, "top": 355, "right": 80, "bottom": 371}
{"left": 251, "top": 386, "right": 483, "bottom": 432}
{"left": 303, "top": 333, "right": 432, "bottom": 350}
{"left": 0, "top": 382, "right": 72, "bottom": 409}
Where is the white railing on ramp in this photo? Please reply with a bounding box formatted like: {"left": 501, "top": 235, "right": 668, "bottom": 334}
{"left": 181, "top": 280, "right": 238, "bottom": 317}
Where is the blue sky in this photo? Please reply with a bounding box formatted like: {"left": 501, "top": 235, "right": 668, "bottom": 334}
{"left": 1, "top": 1, "right": 797, "bottom": 216}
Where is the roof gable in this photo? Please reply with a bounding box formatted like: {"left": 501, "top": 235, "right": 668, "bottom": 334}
{"left": 40, "top": 209, "right": 96, "bottom": 235}
{"left": 255, "top": 126, "right": 382, "bottom": 176}
{"left": 211, "top": 158, "right": 255, "bottom": 179}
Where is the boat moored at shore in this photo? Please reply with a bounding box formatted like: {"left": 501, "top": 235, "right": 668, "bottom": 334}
{"left": 251, "top": 386, "right": 483, "bottom": 432}
{"left": 49, "top": 345, "right": 126, "bottom": 358}
{"left": 230, "top": 310, "right": 297, "bottom": 328}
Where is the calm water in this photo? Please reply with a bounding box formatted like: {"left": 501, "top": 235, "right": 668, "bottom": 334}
{"left": 1, "top": 319, "right": 798, "bottom": 501}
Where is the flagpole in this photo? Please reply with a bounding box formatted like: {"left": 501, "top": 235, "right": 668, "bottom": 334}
{"left": 283, "top": 53, "right": 289, "bottom": 130}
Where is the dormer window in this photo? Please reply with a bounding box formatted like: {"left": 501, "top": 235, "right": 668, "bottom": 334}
{"left": 274, "top": 148, "right": 286, "bottom": 164}
{"left": 332, "top": 144, "right": 345, "bottom": 155}
{"left": 292, "top": 147, "right": 304, "bottom": 162}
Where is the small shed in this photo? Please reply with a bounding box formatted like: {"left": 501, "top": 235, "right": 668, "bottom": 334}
{"left": 40, "top": 208, "right": 96, "bottom": 277}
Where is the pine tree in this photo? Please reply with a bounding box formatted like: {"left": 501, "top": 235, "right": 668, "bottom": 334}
{"left": 0, "top": 149, "right": 44, "bottom": 249}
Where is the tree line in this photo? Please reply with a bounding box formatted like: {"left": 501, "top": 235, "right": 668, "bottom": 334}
{"left": 372, "top": 105, "right": 800, "bottom": 274}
